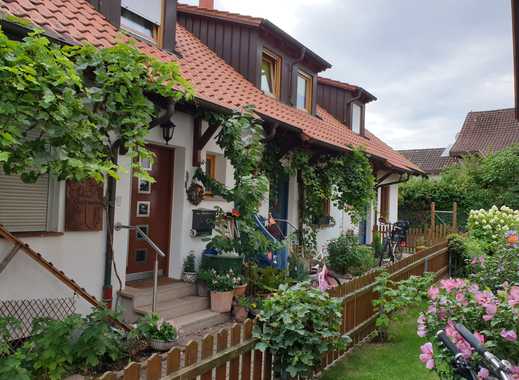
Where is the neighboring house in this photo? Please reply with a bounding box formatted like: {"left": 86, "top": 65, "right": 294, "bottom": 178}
{"left": 0, "top": 0, "right": 421, "bottom": 325}
{"left": 398, "top": 148, "right": 458, "bottom": 177}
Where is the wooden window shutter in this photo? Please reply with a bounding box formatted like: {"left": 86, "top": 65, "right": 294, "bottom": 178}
{"left": 65, "top": 179, "right": 104, "bottom": 231}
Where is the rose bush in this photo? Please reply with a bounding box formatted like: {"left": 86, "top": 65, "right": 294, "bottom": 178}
{"left": 417, "top": 278, "right": 519, "bottom": 378}
{"left": 467, "top": 206, "right": 519, "bottom": 251}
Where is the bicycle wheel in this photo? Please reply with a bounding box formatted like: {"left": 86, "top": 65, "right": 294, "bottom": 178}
{"left": 379, "top": 239, "right": 389, "bottom": 266}
{"left": 393, "top": 243, "right": 403, "bottom": 261}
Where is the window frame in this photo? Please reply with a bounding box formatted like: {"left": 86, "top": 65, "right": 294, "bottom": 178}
{"left": 296, "top": 70, "right": 313, "bottom": 113}
{"left": 120, "top": 8, "right": 160, "bottom": 44}
{"left": 205, "top": 154, "right": 217, "bottom": 180}
{"left": 350, "top": 102, "right": 363, "bottom": 135}
{"left": 260, "top": 49, "right": 282, "bottom": 98}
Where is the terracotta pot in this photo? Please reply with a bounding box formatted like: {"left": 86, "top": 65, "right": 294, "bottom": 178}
{"left": 233, "top": 305, "right": 248, "bottom": 322}
{"left": 197, "top": 281, "right": 209, "bottom": 297}
{"left": 234, "top": 283, "right": 247, "bottom": 297}
{"left": 210, "top": 290, "right": 234, "bottom": 312}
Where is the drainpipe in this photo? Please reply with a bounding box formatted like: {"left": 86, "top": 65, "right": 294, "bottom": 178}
{"left": 343, "top": 88, "right": 365, "bottom": 124}
{"left": 103, "top": 101, "right": 176, "bottom": 307}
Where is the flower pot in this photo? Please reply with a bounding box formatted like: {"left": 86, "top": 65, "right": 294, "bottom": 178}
{"left": 182, "top": 272, "right": 197, "bottom": 283}
{"left": 210, "top": 290, "right": 234, "bottom": 312}
{"left": 197, "top": 281, "right": 209, "bottom": 297}
{"left": 233, "top": 305, "right": 248, "bottom": 322}
{"left": 234, "top": 283, "right": 247, "bottom": 297}
{"left": 150, "top": 338, "right": 177, "bottom": 351}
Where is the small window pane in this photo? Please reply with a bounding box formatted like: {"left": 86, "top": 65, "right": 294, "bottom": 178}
{"left": 296, "top": 75, "right": 308, "bottom": 110}
{"left": 261, "top": 59, "right": 274, "bottom": 95}
{"left": 121, "top": 9, "right": 155, "bottom": 40}
{"left": 351, "top": 103, "right": 362, "bottom": 134}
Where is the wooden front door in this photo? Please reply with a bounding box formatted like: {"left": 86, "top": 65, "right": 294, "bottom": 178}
{"left": 127, "top": 145, "right": 174, "bottom": 276}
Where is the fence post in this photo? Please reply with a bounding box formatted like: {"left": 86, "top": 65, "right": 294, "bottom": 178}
{"left": 452, "top": 202, "right": 458, "bottom": 231}
{"left": 424, "top": 256, "right": 429, "bottom": 272}
{"left": 430, "top": 202, "right": 436, "bottom": 229}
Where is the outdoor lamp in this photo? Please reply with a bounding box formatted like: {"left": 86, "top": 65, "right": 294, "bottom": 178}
{"left": 161, "top": 120, "right": 176, "bottom": 144}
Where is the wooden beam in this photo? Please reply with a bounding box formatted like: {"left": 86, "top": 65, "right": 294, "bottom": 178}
{"left": 0, "top": 243, "right": 21, "bottom": 274}
{"left": 192, "top": 118, "right": 220, "bottom": 167}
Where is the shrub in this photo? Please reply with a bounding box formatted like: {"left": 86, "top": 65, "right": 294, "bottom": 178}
{"left": 131, "top": 314, "right": 177, "bottom": 342}
{"left": 469, "top": 247, "right": 519, "bottom": 291}
{"left": 327, "top": 233, "right": 375, "bottom": 275}
{"left": 254, "top": 282, "right": 348, "bottom": 379}
{"left": 418, "top": 279, "right": 519, "bottom": 378}
{"left": 467, "top": 206, "right": 519, "bottom": 250}
{"left": 206, "top": 269, "right": 237, "bottom": 292}
{"left": 248, "top": 266, "right": 293, "bottom": 294}
{"left": 183, "top": 253, "right": 196, "bottom": 273}
{"left": 447, "top": 233, "right": 469, "bottom": 277}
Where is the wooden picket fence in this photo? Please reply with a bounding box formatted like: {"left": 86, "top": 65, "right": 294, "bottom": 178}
{"left": 98, "top": 240, "right": 449, "bottom": 380}
{"left": 375, "top": 222, "right": 454, "bottom": 254}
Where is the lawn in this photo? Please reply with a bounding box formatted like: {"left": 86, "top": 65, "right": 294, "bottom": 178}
{"left": 321, "top": 307, "right": 438, "bottom": 380}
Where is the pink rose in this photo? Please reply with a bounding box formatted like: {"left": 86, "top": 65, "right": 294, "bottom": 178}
{"left": 500, "top": 329, "right": 517, "bottom": 342}
{"left": 440, "top": 278, "right": 465, "bottom": 293}
{"left": 508, "top": 286, "right": 519, "bottom": 307}
{"left": 419, "top": 342, "right": 435, "bottom": 369}
{"left": 483, "top": 303, "right": 497, "bottom": 321}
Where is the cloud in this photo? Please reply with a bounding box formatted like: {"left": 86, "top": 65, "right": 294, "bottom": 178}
{"left": 181, "top": 0, "right": 514, "bottom": 149}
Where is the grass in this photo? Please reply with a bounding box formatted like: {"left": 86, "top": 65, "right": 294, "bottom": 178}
{"left": 321, "top": 307, "right": 438, "bottom": 380}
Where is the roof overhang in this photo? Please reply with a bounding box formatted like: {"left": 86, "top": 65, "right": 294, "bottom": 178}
{"left": 317, "top": 76, "right": 377, "bottom": 103}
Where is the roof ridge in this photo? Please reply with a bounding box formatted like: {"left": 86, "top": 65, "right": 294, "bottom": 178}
{"left": 468, "top": 107, "right": 516, "bottom": 114}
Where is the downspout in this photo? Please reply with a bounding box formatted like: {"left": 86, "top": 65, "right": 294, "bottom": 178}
{"left": 103, "top": 101, "right": 176, "bottom": 307}
{"left": 343, "top": 88, "right": 365, "bottom": 124}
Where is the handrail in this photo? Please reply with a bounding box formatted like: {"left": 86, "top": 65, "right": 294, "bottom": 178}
{"left": 115, "top": 223, "right": 165, "bottom": 313}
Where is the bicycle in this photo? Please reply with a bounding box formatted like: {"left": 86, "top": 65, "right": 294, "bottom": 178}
{"left": 377, "top": 220, "right": 409, "bottom": 266}
{"left": 436, "top": 323, "right": 513, "bottom": 380}
{"left": 309, "top": 244, "right": 341, "bottom": 291}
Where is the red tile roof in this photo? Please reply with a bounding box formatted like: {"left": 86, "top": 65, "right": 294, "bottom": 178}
{"left": 397, "top": 148, "right": 458, "bottom": 175}
{"left": 450, "top": 108, "right": 519, "bottom": 156}
{"left": 318, "top": 76, "right": 359, "bottom": 93}
{"left": 0, "top": 0, "right": 421, "bottom": 173}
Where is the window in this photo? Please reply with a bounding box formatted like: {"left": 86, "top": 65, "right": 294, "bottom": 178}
{"left": 260, "top": 50, "right": 281, "bottom": 98}
{"left": 120, "top": 8, "right": 158, "bottom": 41}
{"left": 351, "top": 103, "right": 362, "bottom": 134}
{"left": 0, "top": 171, "right": 59, "bottom": 232}
{"left": 205, "top": 154, "right": 216, "bottom": 180}
{"left": 296, "top": 70, "right": 313, "bottom": 112}
{"left": 204, "top": 153, "right": 226, "bottom": 197}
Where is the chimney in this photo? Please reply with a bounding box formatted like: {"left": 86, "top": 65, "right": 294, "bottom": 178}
{"left": 199, "top": 0, "right": 214, "bottom": 9}
{"left": 88, "top": 0, "right": 121, "bottom": 28}
{"left": 162, "top": 0, "right": 177, "bottom": 52}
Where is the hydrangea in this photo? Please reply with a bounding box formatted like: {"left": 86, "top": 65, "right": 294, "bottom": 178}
{"left": 468, "top": 206, "right": 519, "bottom": 248}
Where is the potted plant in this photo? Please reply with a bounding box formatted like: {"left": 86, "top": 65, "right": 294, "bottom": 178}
{"left": 233, "top": 296, "right": 254, "bottom": 322}
{"left": 131, "top": 313, "right": 177, "bottom": 351}
{"left": 207, "top": 269, "right": 235, "bottom": 312}
{"left": 197, "top": 269, "right": 211, "bottom": 297}
{"left": 182, "top": 252, "right": 197, "bottom": 283}
{"left": 232, "top": 271, "right": 247, "bottom": 297}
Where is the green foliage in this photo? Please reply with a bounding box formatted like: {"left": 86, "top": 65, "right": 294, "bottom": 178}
{"left": 447, "top": 233, "right": 470, "bottom": 277}
{"left": 469, "top": 247, "right": 519, "bottom": 291}
{"left": 254, "top": 282, "right": 348, "bottom": 379}
{"left": 265, "top": 146, "right": 375, "bottom": 254}
{"left": 0, "top": 27, "right": 192, "bottom": 183}
{"left": 0, "top": 317, "right": 31, "bottom": 380}
{"left": 183, "top": 252, "right": 196, "bottom": 273}
{"left": 131, "top": 314, "right": 177, "bottom": 342}
{"left": 400, "top": 146, "right": 519, "bottom": 227}
{"left": 373, "top": 272, "right": 435, "bottom": 340}
{"left": 249, "top": 265, "right": 293, "bottom": 294}
{"left": 467, "top": 205, "right": 519, "bottom": 250}
{"left": 194, "top": 107, "right": 279, "bottom": 261}
{"left": 372, "top": 231, "right": 384, "bottom": 258}
{"left": 197, "top": 269, "right": 212, "bottom": 284}
{"left": 327, "top": 233, "right": 375, "bottom": 275}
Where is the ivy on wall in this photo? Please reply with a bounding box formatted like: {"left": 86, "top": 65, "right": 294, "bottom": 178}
{"left": 264, "top": 144, "right": 376, "bottom": 254}
{"left": 0, "top": 28, "right": 193, "bottom": 183}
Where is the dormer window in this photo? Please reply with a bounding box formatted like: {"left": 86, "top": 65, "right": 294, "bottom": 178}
{"left": 260, "top": 49, "right": 281, "bottom": 98}
{"left": 351, "top": 103, "right": 362, "bottom": 134}
{"left": 296, "top": 70, "right": 313, "bottom": 113}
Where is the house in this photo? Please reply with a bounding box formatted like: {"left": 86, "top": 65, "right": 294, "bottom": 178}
{"left": 400, "top": 108, "right": 519, "bottom": 175}
{"left": 398, "top": 148, "right": 458, "bottom": 177}
{"left": 0, "top": 0, "right": 421, "bottom": 329}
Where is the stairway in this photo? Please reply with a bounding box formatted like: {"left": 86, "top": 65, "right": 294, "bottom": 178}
{"left": 118, "top": 282, "right": 230, "bottom": 335}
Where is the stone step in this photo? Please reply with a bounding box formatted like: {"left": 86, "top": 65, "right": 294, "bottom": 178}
{"left": 135, "top": 296, "right": 210, "bottom": 320}
{"left": 170, "top": 309, "right": 230, "bottom": 335}
{"left": 119, "top": 282, "right": 197, "bottom": 307}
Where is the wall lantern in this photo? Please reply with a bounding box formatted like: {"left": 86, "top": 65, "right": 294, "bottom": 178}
{"left": 161, "top": 120, "right": 176, "bottom": 144}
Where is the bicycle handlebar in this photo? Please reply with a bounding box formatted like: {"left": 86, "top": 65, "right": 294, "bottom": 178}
{"left": 437, "top": 330, "right": 460, "bottom": 355}
{"left": 455, "top": 324, "right": 485, "bottom": 355}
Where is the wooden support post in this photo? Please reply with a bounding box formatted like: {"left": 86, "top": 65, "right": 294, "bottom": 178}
{"left": 192, "top": 117, "right": 220, "bottom": 167}
{"left": 452, "top": 202, "right": 458, "bottom": 231}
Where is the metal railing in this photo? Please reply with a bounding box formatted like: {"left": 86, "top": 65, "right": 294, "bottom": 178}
{"left": 114, "top": 223, "right": 166, "bottom": 313}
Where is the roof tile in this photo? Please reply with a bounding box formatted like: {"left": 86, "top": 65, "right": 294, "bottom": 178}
{"left": 398, "top": 148, "right": 458, "bottom": 175}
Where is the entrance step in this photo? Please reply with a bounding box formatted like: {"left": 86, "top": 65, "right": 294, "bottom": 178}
{"left": 118, "top": 280, "right": 230, "bottom": 334}
{"left": 170, "top": 309, "right": 231, "bottom": 335}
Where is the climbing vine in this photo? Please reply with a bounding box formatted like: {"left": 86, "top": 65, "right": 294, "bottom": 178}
{"left": 0, "top": 27, "right": 193, "bottom": 183}
{"left": 194, "top": 106, "right": 279, "bottom": 260}
{"left": 264, "top": 143, "right": 375, "bottom": 254}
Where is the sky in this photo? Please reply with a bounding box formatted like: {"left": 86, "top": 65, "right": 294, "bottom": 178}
{"left": 182, "top": 0, "right": 514, "bottom": 150}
